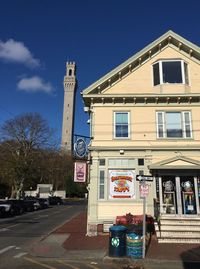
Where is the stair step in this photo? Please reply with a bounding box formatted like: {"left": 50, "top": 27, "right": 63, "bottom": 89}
{"left": 160, "top": 216, "right": 200, "bottom": 220}
{"left": 157, "top": 237, "right": 200, "bottom": 244}
{"left": 160, "top": 220, "right": 200, "bottom": 225}
{"left": 159, "top": 231, "right": 200, "bottom": 238}
{"left": 155, "top": 225, "right": 200, "bottom": 231}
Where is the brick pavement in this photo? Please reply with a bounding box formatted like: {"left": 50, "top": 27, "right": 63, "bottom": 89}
{"left": 53, "top": 209, "right": 200, "bottom": 262}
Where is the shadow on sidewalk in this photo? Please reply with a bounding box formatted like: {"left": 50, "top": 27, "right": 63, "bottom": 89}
{"left": 181, "top": 245, "right": 200, "bottom": 269}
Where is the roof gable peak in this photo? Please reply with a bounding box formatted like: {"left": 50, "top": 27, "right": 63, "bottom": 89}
{"left": 83, "top": 30, "right": 200, "bottom": 95}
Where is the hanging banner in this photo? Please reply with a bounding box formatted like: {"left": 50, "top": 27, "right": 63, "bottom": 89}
{"left": 74, "top": 162, "right": 87, "bottom": 182}
{"left": 109, "top": 170, "right": 135, "bottom": 199}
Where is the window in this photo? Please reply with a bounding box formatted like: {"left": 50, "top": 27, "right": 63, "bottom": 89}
{"left": 139, "top": 170, "right": 144, "bottom": 175}
{"left": 99, "top": 159, "right": 105, "bottom": 166}
{"left": 99, "top": 170, "right": 105, "bottom": 199}
{"left": 153, "top": 60, "right": 189, "bottom": 86}
{"left": 156, "top": 111, "right": 192, "bottom": 138}
{"left": 138, "top": 159, "right": 144, "bottom": 166}
{"left": 114, "top": 112, "right": 130, "bottom": 138}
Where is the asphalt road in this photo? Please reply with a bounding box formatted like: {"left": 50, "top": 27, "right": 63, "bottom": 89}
{"left": 0, "top": 201, "right": 87, "bottom": 269}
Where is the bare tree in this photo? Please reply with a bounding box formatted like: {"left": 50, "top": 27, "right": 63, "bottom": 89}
{"left": 0, "top": 112, "right": 56, "bottom": 198}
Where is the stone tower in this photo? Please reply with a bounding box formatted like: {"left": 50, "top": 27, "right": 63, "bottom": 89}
{"left": 61, "top": 62, "right": 77, "bottom": 154}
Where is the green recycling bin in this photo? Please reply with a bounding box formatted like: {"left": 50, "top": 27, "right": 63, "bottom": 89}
{"left": 109, "top": 225, "right": 127, "bottom": 257}
{"left": 126, "top": 232, "right": 143, "bottom": 259}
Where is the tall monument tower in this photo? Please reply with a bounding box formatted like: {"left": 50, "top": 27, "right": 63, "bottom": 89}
{"left": 61, "top": 62, "right": 77, "bottom": 154}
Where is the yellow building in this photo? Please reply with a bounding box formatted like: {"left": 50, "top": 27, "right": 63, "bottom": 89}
{"left": 82, "top": 31, "right": 200, "bottom": 241}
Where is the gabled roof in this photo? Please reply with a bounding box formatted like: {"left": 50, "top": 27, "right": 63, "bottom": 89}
{"left": 82, "top": 30, "right": 200, "bottom": 96}
{"left": 149, "top": 156, "right": 200, "bottom": 170}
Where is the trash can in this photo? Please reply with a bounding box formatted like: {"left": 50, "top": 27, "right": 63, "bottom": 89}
{"left": 109, "top": 225, "right": 127, "bottom": 257}
{"left": 126, "top": 232, "right": 143, "bottom": 259}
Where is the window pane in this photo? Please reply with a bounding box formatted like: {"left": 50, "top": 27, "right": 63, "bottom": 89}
{"left": 166, "top": 112, "right": 182, "bottom": 137}
{"left": 162, "top": 62, "right": 182, "bottom": 83}
{"left": 184, "top": 112, "right": 190, "bottom": 124}
{"left": 184, "top": 112, "right": 192, "bottom": 138}
{"left": 158, "top": 113, "right": 163, "bottom": 124}
{"left": 116, "top": 125, "right": 128, "bottom": 137}
{"left": 158, "top": 125, "right": 164, "bottom": 137}
{"left": 185, "top": 125, "right": 191, "bottom": 138}
{"left": 116, "top": 113, "right": 128, "bottom": 124}
{"left": 153, "top": 63, "right": 160, "bottom": 86}
{"left": 99, "top": 186, "right": 104, "bottom": 199}
{"left": 115, "top": 112, "right": 129, "bottom": 138}
{"left": 99, "top": 170, "right": 105, "bottom": 199}
{"left": 100, "top": 171, "right": 105, "bottom": 184}
{"left": 99, "top": 159, "right": 105, "bottom": 166}
{"left": 157, "top": 112, "right": 164, "bottom": 138}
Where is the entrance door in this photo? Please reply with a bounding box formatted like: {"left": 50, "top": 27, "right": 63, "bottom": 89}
{"left": 160, "top": 176, "right": 197, "bottom": 215}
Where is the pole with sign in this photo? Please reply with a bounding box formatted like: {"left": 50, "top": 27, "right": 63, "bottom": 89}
{"left": 140, "top": 182, "right": 149, "bottom": 258}
{"left": 137, "top": 175, "right": 152, "bottom": 259}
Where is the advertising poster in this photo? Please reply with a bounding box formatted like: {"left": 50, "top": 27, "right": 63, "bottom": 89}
{"left": 74, "top": 162, "right": 87, "bottom": 182}
{"left": 109, "top": 170, "right": 135, "bottom": 199}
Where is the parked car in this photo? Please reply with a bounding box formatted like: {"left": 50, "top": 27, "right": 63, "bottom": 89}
{"left": 48, "top": 196, "right": 63, "bottom": 205}
{"left": 22, "top": 199, "right": 35, "bottom": 212}
{"left": 38, "top": 198, "right": 49, "bottom": 209}
{"left": 8, "top": 199, "right": 25, "bottom": 215}
{"left": 23, "top": 196, "right": 41, "bottom": 210}
{"left": 0, "top": 199, "right": 22, "bottom": 217}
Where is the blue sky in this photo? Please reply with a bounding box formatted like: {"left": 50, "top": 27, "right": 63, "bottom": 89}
{"left": 0, "top": 0, "right": 200, "bottom": 144}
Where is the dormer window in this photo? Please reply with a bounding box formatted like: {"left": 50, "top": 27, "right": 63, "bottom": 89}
{"left": 153, "top": 60, "right": 189, "bottom": 86}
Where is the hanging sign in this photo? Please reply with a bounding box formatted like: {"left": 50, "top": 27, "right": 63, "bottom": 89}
{"left": 74, "top": 138, "right": 87, "bottom": 158}
{"left": 74, "top": 161, "right": 87, "bottom": 182}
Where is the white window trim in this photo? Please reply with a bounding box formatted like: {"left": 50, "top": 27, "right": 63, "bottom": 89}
{"left": 114, "top": 111, "right": 130, "bottom": 139}
{"left": 156, "top": 111, "right": 192, "bottom": 139}
{"left": 153, "top": 59, "right": 188, "bottom": 86}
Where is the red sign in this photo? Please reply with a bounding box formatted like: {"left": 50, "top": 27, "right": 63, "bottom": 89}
{"left": 139, "top": 184, "right": 149, "bottom": 198}
{"left": 74, "top": 162, "right": 87, "bottom": 182}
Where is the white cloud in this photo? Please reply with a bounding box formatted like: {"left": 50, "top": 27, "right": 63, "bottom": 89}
{"left": 0, "top": 39, "right": 40, "bottom": 68}
{"left": 17, "top": 76, "right": 54, "bottom": 93}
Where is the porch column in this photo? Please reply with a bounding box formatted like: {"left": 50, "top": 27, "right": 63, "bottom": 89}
{"left": 159, "top": 177, "right": 164, "bottom": 214}
{"left": 176, "top": 176, "right": 182, "bottom": 215}
{"left": 194, "top": 177, "right": 200, "bottom": 214}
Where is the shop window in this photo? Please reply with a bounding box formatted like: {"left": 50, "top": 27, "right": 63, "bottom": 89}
{"left": 114, "top": 112, "right": 130, "bottom": 138}
{"left": 156, "top": 111, "right": 192, "bottom": 138}
{"left": 99, "top": 170, "right": 105, "bottom": 199}
{"left": 153, "top": 60, "right": 189, "bottom": 86}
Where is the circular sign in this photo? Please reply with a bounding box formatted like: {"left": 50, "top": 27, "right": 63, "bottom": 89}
{"left": 74, "top": 138, "right": 87, "bottom": 158}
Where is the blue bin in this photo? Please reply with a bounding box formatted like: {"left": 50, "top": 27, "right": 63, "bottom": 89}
{"left": 109, "top": 225, "right": 127, "bottom": 257}
{"left": 126, "top": 232, "right": 143, "bottom": 259}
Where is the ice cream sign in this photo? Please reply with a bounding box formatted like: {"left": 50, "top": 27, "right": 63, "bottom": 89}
{"left": 109, "top": 170, "right": 135, "bottom": 199}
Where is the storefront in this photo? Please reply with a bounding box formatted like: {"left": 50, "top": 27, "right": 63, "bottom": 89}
{"left": 150, "top": 157, "right": 200, "bottom": 216}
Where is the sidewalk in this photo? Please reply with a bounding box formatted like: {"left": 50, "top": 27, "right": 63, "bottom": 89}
{"left": 31, "top": 209, "right": 200, "bottom": 268}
